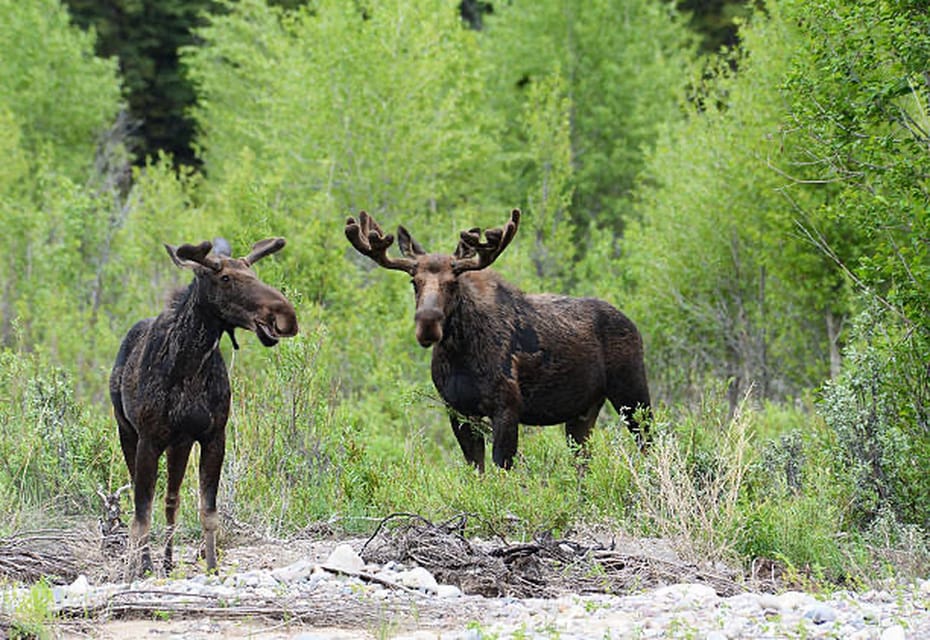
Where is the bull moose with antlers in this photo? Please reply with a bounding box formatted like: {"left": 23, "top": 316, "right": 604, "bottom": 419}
{"left": 110, "top": 237, "right": 298, "bottom": 576}
{"left": 345, "top": 209, "right": 651, "bottom": 471}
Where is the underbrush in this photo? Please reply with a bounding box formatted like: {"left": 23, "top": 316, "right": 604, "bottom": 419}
{"left": 1, "top": 339, "right": 928, "bottom": 590}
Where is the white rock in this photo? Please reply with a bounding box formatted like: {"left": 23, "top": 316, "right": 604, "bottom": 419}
{"left": 757, "top": 593, "right": 780, "bottom": 611}
{"left": 324, "top": 543, "right": 364, "bottom": 573}
{"left": 881, "top": 625, "right": 907, "bottom": 640}
{"left": 397, "top": 567, "right": 439, "bottom": 593}
{"left": 724, "top": 592, "right": 764, "bottom": 612}
{"left": 653, "top": 583, "right": 719, "bottom": 608}
{"left": 776, "top": 590, "right": 816, "bottom": 612}
{"left": 435, "top": 584, "right": 463, "bottom": 598}
{"left": 271, "top": 558, "right": 316, "bottom": 583}
{"left": 803, "top": 603, "right": 838, "bottom": 624}
{"left": 918, "top": 580, "right": 930, "bottom": 596}
{"left": 67, "top": 574, "right": 90, "bottom": 596}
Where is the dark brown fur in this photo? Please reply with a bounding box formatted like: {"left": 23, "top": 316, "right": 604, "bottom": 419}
{"left": 346, "top": 209, "right": 650, "bottom": 471}
{"left": 109, "top": 238, "right": 298, "bottom": 575}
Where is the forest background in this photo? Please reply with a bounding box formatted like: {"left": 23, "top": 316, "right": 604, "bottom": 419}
{"left": 1, "top": 0, "right": 928, "bottom": 586}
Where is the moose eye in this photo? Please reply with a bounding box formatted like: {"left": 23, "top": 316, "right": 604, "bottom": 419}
{"left": 221, "top": 274, "right": 231, "bottom": 283}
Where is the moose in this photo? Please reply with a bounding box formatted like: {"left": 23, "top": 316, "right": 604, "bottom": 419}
{"left": 109, "top": 237, "right": 298, "bottom": 575}
{"left": 345, "top": 209, "right": 651, "bottom": 471}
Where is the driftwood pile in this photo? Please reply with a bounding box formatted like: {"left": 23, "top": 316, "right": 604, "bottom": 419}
{"left": 0, "top": 511, "right": 749, "bottom": 632}
{"left": 0, "top": 528, "right": 102, "bottom": 585}
{"left": 360, "top": 512, "right": 744, "bottom": 598}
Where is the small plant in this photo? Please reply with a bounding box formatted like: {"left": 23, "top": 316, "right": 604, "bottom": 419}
{"left": 9, "top": 580, "right": 56, "bottom": 640}
{"left": 370, "top": 612, "right": 400, "bottom": 640}
{"left": 464, "top": 620, "right": 500, "bottom": 640}
{"left": 152, "top": 610, "right": 172, "bottom": 622}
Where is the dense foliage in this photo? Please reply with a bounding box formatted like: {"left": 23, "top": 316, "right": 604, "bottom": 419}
{"left": 1, "top": 0, "right": 928, "bottom": 586}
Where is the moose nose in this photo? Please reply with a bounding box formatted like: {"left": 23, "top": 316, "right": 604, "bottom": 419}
{"left": 272, "top": 302, "right": 299, "bottom": 337}
{"left": 414, "top": 308, "right": 444, "bottom": 347}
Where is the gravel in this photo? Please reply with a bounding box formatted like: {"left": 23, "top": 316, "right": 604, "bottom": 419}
{"left": 5, "top": 539, "right": 928, "bottom": 639}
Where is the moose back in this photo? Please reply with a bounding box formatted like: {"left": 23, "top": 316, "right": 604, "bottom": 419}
{"left": 345, "top": 209, "right": 651, "bottom": 470}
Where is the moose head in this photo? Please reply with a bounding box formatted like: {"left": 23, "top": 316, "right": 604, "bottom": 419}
{"left": 346, "top": 209, "right": 520, "bottom": 347}
{"left": 164, "top": 238, "right": 299, "bottom": 347}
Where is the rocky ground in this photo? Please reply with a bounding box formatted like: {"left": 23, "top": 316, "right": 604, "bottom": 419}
{"left": 1, "top": 518, "right": 928, "bottom": 639}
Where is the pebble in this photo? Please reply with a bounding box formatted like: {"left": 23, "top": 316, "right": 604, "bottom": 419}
{"left": 4, "top": 546, "right": 930, "bottom": 639}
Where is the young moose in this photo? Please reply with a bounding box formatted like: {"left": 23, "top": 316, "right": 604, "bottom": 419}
{"left": 345, "top": 209, "right": 650, "bottom": 471}
{"left": 109, "top": 238, "right": 298, "bottom": 575}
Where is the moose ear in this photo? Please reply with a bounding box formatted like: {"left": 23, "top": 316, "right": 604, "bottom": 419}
{"left": 397, "top": 226, "right": 426, "bottom": 258}
{"left": 243, "top": 237, "right": 286, "bottom": 265}
{"left": 165, "top": 241, "right": 220, "bottom": 270}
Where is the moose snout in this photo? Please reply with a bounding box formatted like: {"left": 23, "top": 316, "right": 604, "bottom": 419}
{"left": 414, "top": 308, "right": 444, "bottom": 347}
{"left": 254, "top": 300, "right": 298, "bottom": 347}
{"left": 270, "top": 302, "right": 299, "bottom": 337}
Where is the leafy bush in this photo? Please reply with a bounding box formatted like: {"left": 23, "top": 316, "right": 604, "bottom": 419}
{"left": 820, "top": 310, "right": 930, "bottom": 530}
{"left": 0, "top": 350, "right": 121, "bottom": 533}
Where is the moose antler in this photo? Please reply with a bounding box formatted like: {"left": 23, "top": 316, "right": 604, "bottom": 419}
{"left": 452, "top": 208, "right": 521, "bottom": 274}
{"left": 345, "top": 211, "right": 417, "bottom": 274}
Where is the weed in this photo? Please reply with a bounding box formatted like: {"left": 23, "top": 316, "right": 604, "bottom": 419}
{"left": 9, "top": 580, "right": 56, "bottom": 640}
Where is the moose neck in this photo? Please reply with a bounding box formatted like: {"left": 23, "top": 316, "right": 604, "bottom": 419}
{"left": 436, "top": 271, "right": 512, "bottom": 356}
{"left": 164, "top": 280, "right": 228, "bottom": 377}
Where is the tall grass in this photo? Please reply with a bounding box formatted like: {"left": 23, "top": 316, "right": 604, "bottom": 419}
{"left": 621, "top": 395, "right": 753, "bottom": 564}
{"left": 1, "top": 333, "right": 926, "bottom": 586}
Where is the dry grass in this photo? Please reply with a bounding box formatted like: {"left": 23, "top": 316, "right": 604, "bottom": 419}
{"left": 621, "top": 393, "right": 753, "bottom": 565}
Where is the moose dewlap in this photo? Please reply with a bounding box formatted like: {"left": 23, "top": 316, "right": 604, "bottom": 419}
{"left": 345, "top": 209, "right": 651, "bottom": 471}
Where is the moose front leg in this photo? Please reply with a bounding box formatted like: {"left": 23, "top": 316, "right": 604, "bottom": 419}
{"left": 491, "top": 412, "right": 520, "bottom": 470}
{"left": 198, "top": 435, "right": 225, "bottom": 573}
{"left": 490, "top": 378, "right": 523, "bottom": 470}
{"left": 450, "top": 414, "right": 486, "bottom": 472}
{"left": 164, "top": 439, "right": 193, "bottom": 574}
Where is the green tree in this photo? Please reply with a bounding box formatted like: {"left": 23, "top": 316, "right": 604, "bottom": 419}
{"left": 779, "top": 0, "right": 930, "bottom": 528}
{"left": 0, "top": 0, "right": 124, "bottom": 368}
{"left": 480, "top": 0, "right": 696, "bottom": 232}
{"left": 62, "top": 0, "right": 218, "bottom": 166}
{"left": 186, "top": 0, "right": 502, "bottom": 225}
{"left": 0, "top": 0, "right": 121, "bottom": 178}
{"left": 623, "top": 1, "right": 850, "bottom": 405}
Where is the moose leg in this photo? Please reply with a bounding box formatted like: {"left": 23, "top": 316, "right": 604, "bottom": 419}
{"left": 128, "top": 439, "right": 160, "bottom": 577}
{"left": 116, "top": 414, "right": 138, "bottom": 480}
{"left": 450, "top": 414, "right": 486, "bottom": 472}
{"left": 198, "top": 435, "right": 225, "bottom": 573}
{"left": 607, "top": 375, "right": 652, "bottom": 452}
{"left": 163, "top": 439, "right": 193, "bottom": 574}
{"left": 564, "top": 402, "right": 602, "bottom": 451}
{"left": 490, "top": 402, "right": 521, "bottom": 470}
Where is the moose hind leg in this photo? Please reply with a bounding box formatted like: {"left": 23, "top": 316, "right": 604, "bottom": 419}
{"left": 564, "top": 402, "right": 602, "bottom": 452}
{"left": 116, "top": 412, "right": 138, "bottom": 480}
{"left": 451, "top": 414, "right": 486, "bottom": 472}
{"left": 198, "top": 435, "right": 226, "bottom": 573}
{"left": 163, "top": 439, "right": 193, "bottom": 574}
{"left": 607, "top": 375, "right": 652, "bottom": 451}
{"left": 128, "top": 439, "right": 160, "bottom": 577}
